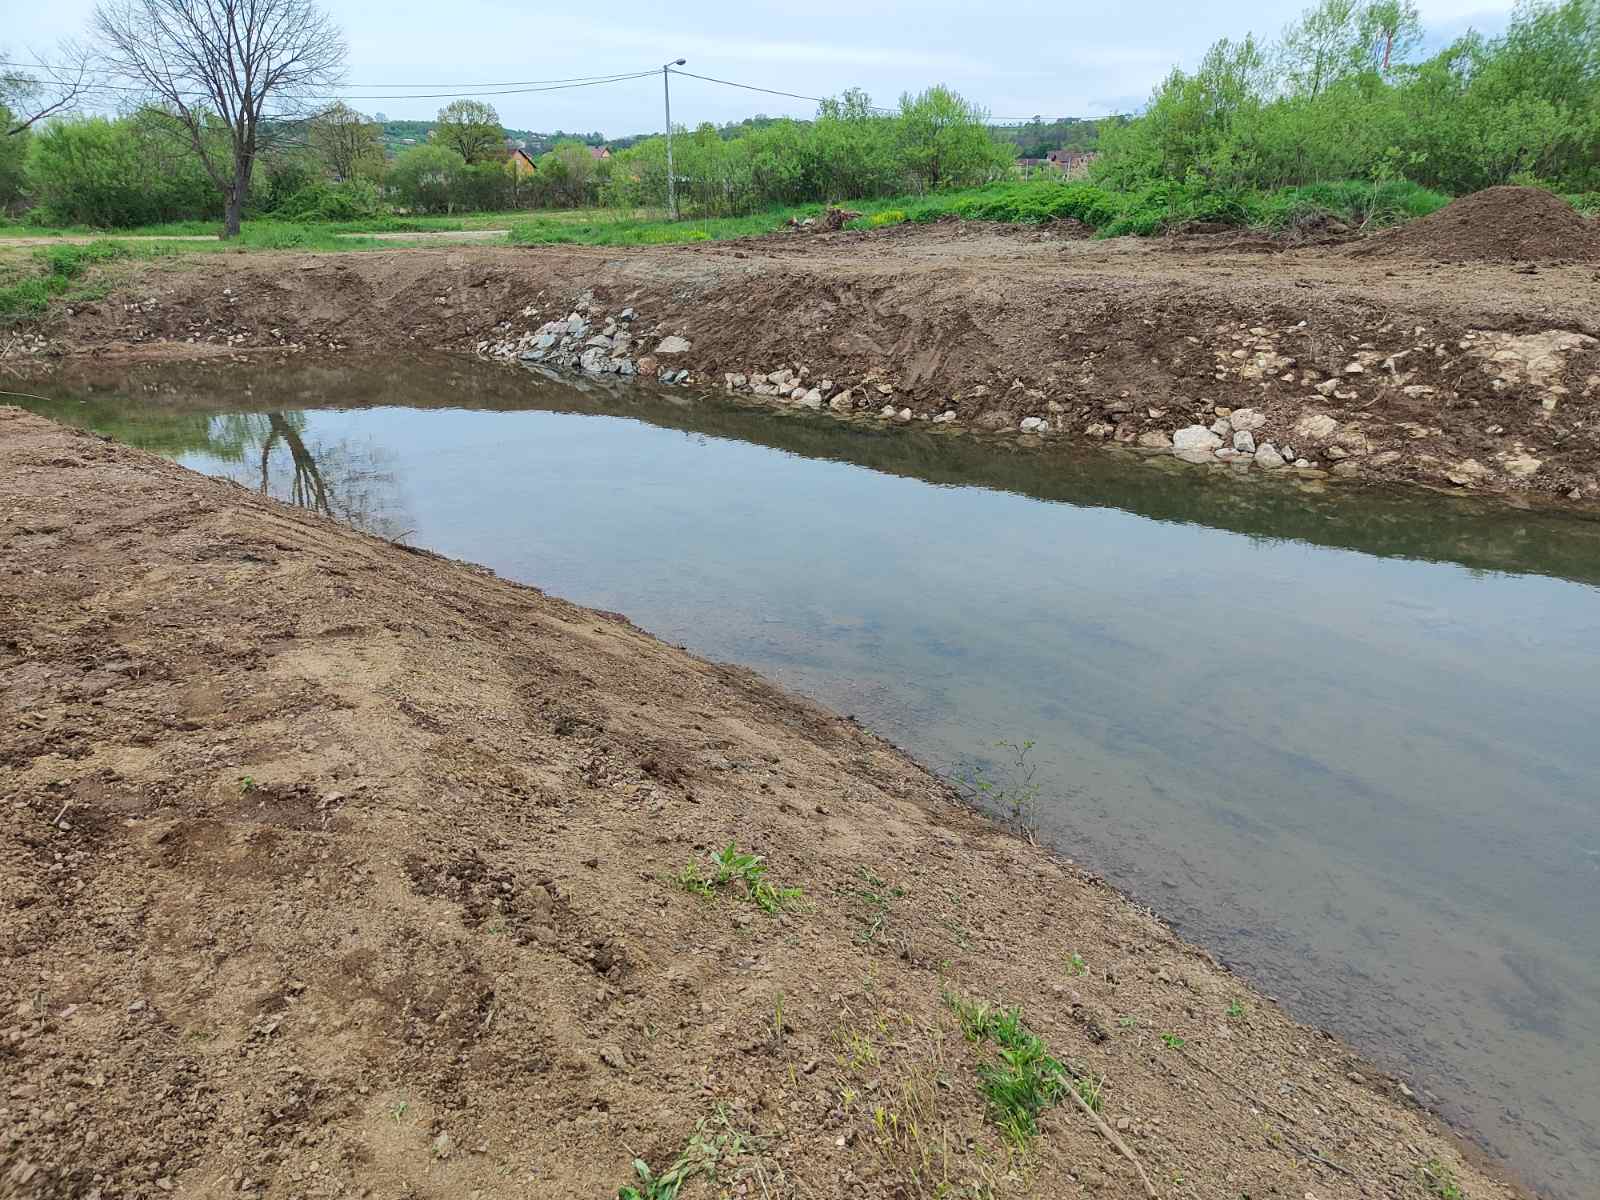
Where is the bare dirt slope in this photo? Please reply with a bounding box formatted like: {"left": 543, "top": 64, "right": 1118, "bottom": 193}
{"left": 0, "top": 408, "right": 1521, "bottom": 1200}
{"left": 7, "top": 210, "right": 1600, "bottom": 509}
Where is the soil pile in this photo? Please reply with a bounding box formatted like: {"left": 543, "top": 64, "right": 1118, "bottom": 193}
{"left": 1349, "top": 185, "right": 1600, "bottom": 262}
{"left": 0, "top": 409, "right": 1522, "bottom": 1200}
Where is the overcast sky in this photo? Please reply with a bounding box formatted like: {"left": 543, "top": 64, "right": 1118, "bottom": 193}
{"left": 10, "top": 0, "right": 1516, "bottom": 136}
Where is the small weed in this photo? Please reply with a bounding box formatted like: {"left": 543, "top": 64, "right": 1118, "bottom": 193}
{"left": 618, "top": 1106, "right": 759, "bottom": 1200}
{"left": 1226, "top": 999, "right": 1246, "bottom": 1020}
{"left": 1065, "top": 951, "right": 1087, "bottom": 977}
{"left": 770, "top": 991, "right": 788, "bottom": 1052}
{"left": 673, "top": 842, "right": 804, "bottom": 913}
{"left": 840, "top": 1029, "right": 880, "bottom": 1071}
{"left": 852, "top": 866, "right": 907, "bottom": 945}
{"left": 389, "top": 1100, "right": 408, "bottom": 1124}
{"left": 1073, "top": 1073, "right": 1105, "bottom": 1113}
{"left": 238, "top": 775, "right": 256, "bottom": 794}
{"left": 1419, "top": 1157, "right": 1464, "bottom": 1199}
{"left": 1117, "top": 1015, "right": 1138, "bottom": 1029}
{"left": 953, "top": 739, "right": 1043, "bottom": 840}
{"left": 1160, "top": 1032, "right": 1186, "bottom": 1050}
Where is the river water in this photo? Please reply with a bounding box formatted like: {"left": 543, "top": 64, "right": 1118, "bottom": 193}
{"left": 21, "top": 356, "right": 1600, "bottom": 1197}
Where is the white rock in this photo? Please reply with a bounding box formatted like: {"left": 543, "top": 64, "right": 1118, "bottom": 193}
{"left": 795, "top": 388, "right": 823, "bottom": 410}
{"left": 1233, "top": 430, "right": 1256, "bottom": 454}
{"left": 1209, "top": 418, "right": 1232, "bottom": 437}
{"left": 828, "top": 390, "right": 854, "bottom": 412}
{"left": 879, "top": 404, "right": 897, "bottom": 418}
{"left": 1137, "top": 430, "right": 1172, "bottom": 448}
{"left": 1254, "top": 443, "right": 1286, "bottom": 469}
{"left": 1294, "top": 413, "right": 1339, "bottom": 440}
{"left": 1019, "top": 416, "right": 1049, "bottom": 433}
{"left": 656, "top": 335, "right": 692, "bottom": 354}
{"left": 1229, "top": 407, "right": 1266, "bottom": 432}
{"left": 1502, "top": 451, "right": 1542, "bottom": 478}
{"left": 896, "top": 408, "right": 912, "bottom": 422}
{"left": 933, "top": 410, "right": 957, "bottom": 423}
{"left": 1173, "top": 425, "right": 1223, "bottom": 452}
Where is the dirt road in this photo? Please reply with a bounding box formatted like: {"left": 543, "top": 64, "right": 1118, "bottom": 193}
{"left": 0, "top": 407, "right": 1523, "bottom": 1200}
{"left": 7, "top": 205, "right": 1599, "bottom": 509}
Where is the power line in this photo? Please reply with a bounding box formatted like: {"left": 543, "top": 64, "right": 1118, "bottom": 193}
{"left": 6, "top": 55, "right": 1090, "bottom": 128}
{"left": 1, "top": 58, "right": 653, "bottom": 90}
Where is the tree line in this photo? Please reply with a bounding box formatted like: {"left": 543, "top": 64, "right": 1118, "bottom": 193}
{"left": 1092, "top": 0, "right": 1600, "bottom": 195}
{"left": 3, "top": 0, "right": 1597, "bottom": 233}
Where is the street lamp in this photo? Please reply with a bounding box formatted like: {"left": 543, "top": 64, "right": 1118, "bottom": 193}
{"left": 663, "top": 58, "right": 686, "bottom": 220}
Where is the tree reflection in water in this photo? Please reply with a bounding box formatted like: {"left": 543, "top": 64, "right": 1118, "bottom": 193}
{"left": 211, "top": 412, "right": 412, "bottom": 539}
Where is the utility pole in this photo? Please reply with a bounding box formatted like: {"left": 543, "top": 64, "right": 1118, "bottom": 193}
{"left": 663, "top": 58, "right": 686, "bottom": 220}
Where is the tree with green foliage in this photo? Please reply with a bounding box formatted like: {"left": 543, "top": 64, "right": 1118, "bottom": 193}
{"left": 1095, "top": 0, "right": 1600, "bottom": 196}
{"left": 894, "top": 86, "right": 1013, "bottom": 191}
{"left": 534, "top": 140, "right": 604, "bottom": 208}
{"left": 433, "top": 100, "right": 503, "bottom": 165}
{"left": 388, "top": 143, "right": 465, "bottom": 214}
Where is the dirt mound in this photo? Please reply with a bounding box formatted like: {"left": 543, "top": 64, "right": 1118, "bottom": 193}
{"left": 1350, "top": 186, "right": 1600, "bottom": 263}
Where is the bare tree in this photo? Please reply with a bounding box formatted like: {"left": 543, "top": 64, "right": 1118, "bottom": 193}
{"left": 93, "top": 0, "right": 347, "bottom": 237}
{"left": 310, "top": 101, "right": 383, "bottom": 182}
{"left": 2, "top": 42, "right": 97, "bottom": 136}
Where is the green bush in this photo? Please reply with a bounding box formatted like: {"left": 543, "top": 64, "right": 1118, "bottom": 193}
{"left": 26, "top": 117, "right": 218, "bottom": 227}
{"left": 276, "top": 179, "right": 386, "bottom": 222}
{"left": 1, "top": 240, "right": 131, "bottom": 321}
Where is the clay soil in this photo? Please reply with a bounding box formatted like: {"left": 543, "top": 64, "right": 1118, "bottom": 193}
{"left": 0, "top": 409, "right": 1527, "bottom": 1200}
{"left": 6, "top": 192, "right": 1600, "bottom": 510}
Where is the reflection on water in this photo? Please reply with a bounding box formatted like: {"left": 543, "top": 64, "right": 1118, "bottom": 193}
{"left": 21, "top": 355, "right": 1600, "bottom": 1198}
{"left": 42, "top": 396, "right": 412, "bottom": 538}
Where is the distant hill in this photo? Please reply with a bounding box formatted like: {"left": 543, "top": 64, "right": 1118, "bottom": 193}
{"left": 377, "top": 120, "right": 607, "bottom": 157}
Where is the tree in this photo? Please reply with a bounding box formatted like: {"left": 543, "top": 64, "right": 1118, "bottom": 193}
{"left": 1279, "top": 0, "right": 1363, "bottom": 97}
{"left": 1360, "top": 0, "right": 1422, "bottom": 72}
{"left": 2, "top": 42, "right": 96, "bottom": 137}
{"left": 895, "top": 86, "right": 1011, "bottom": 191}
{"left": 310, "top": 102, "right": 384, "bottom": 182}
{"left": 389, "top": 143, "right": 464, "bottom": 214}
{"left": 93, "top": 0, "right": 347, "bottom": 237}
{"left": 433, "top": 99, "right": 503, "bottom": 165}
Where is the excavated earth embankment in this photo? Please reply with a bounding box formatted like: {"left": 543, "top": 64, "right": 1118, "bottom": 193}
{"left": 5, "top": 192, "right": 1600, "bottom": 510}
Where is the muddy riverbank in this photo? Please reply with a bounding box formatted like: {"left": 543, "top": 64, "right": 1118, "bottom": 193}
{"left": 5, "top": 202, "right": 1600, "bottom": 510}
{"left": 0, "top": 405, "right": 1529, "bottom": 1200}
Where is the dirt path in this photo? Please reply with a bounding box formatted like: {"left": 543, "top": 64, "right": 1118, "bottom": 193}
{"left": 6, "top": 218, "right": 1598, "bottom": 509}
{"left": 0, "top": 407, "right": 1522, "bottom": 1200}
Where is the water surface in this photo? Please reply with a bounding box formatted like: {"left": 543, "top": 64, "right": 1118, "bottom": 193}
{"left": 23, "top": 357, "right": 1600, "bottom": 1197}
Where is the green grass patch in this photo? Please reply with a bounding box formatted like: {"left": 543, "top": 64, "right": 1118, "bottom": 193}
{"left": 509, "top": 205, "right": 819, "bottom": 246}
{"left": 942, "top": 991, "right": 1100, "bottom": 1148}
{"left": 0, "top": 240, "right": 134, "bottom": 322}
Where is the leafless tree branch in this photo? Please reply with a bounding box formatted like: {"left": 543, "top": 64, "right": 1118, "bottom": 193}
{"left": 2, "top": 42, "right": 98, "bottom": 136}
{"left": 93, "top": 0, "right": 346, "bottom": 235}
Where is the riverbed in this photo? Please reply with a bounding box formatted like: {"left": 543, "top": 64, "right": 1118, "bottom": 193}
{"left": 22, "top": 355, "right": 1600, "bottom": 1197}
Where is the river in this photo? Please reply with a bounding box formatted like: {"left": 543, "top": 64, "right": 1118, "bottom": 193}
{"left": 20, "top": 354, "right": 1600, "bottom": 1197}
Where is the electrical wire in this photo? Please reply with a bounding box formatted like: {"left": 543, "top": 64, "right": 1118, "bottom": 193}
{"left": 5, "top": 55, "right": 1086, "bottom": 125}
